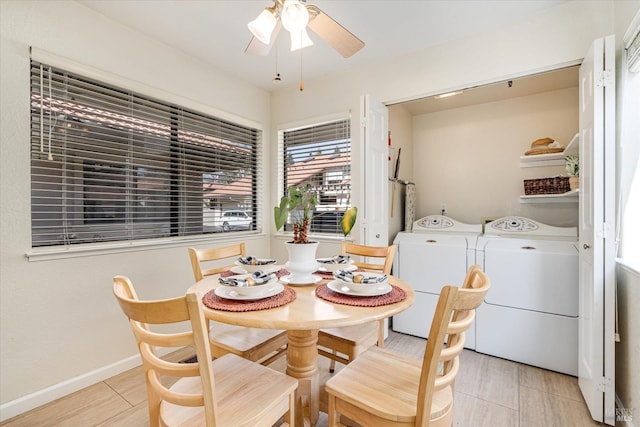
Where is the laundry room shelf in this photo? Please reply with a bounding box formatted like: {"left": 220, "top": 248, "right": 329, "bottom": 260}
{"left": 519, "top": 133, "right": 579, "bottom": 167}
{"left": 519, "top": 189, "right": 579, "bottom": 203}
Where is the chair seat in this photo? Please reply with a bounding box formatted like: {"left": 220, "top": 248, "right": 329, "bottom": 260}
{"left": 160, "top": 353, "right": 298, "bottom": 427}
{"left": 318, "top": 323, "right": 378, "bottom": 354}
{"left": 209, "top": 322, "right": 287, "bottom": 356}
{"left": 210, "top": 321, "right": 286, "bottom": 353}
{"left": 325, "top": 347, "right": 453, "bottom": 424}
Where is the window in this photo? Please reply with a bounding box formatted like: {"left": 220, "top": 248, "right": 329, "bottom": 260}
{"left": 30, "top": 61, "right": 260, "bottom": 248}
{"left": 280, "top": 118, "right": 351, "bottom": 235}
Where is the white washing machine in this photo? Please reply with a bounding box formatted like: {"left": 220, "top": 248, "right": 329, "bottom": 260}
{"left": 392, "top": 215, "right": 482, "bottom": 349}
{"left": 475, "top": 216, "right": 579, "bottom": 375}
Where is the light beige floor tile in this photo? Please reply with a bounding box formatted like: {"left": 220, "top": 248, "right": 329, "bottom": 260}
{"left": 385, "top": 329, "right": 427, "bottom": 359}
{"left": 96, "top": 402, "right": 149, "bottom": 427}
{"left": 104, "top": 365, "right": 147, "bottom": 406}
{"left": 519, "top": 384, "right": 601, "bottom": 427}
{"left": 453, "top": 391, "right": 519, "bottom": 427}
{"left": 456, "top": 350, "right": 520, "bottom": 410}
{"left": 2, "top": 330, "right": 601, "bottom": 427}
{"left": 519, "top": 364, "right": 583, "bottom": 402}
{"left": 0, "top": 383, "right": 131, "bottom": 427}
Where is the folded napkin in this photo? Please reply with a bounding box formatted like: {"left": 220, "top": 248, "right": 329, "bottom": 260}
{"left": 219, "top": 271, "right": 277, "bottom": 287}
{"left": 317, "top": 255, "right": 351, "bottom": 265}
{"left": 333, "top": 270, "right": 388, "bottom": 284}
{"left": 237, "top": 256, "right": 276, "bottom": 266}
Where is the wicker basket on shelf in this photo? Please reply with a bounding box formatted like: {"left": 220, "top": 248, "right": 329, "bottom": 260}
{"left": 523, "top": 176, "right": 571, "bottom": 195}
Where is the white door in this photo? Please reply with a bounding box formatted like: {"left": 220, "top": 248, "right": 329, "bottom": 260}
{"left": 578, "top": 35, "right": 616, "bottom": 425}
{"left": 361, "top": 95, "right": 389, "bottom": 246}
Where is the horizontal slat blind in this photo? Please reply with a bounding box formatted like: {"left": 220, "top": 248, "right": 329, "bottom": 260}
{"left": 627, "top": 28, "right": 640, "bottom": 72}
{"left": 30, "top": 61, "right": 259, "bottom": 247}
{"left": 282, "top": 119, "right": 351, "bottom": 234}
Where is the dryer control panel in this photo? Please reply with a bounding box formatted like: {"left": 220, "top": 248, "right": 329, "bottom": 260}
{"left": 485, "top": 216, "right": 577, "bottom": 239}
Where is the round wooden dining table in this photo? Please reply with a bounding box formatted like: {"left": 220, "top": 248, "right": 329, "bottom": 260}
{"left": 188, "top": 272, "right": 414, "bottom": 427}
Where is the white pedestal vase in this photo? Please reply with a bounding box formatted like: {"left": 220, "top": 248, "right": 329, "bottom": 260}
{"left": 284, "top": 241, "right": 320, "bottom": 285}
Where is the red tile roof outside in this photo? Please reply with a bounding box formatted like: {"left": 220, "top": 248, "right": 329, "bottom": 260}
{"left": 203, "top": 152, "right": 350, "bottom": 199}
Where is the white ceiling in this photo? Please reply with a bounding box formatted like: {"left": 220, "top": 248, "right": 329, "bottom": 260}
{"left": 400, "top": 64, "right": 579, "bottom": 115}
{"left": 78, "top": 0, "right": 570, "bottom": 94}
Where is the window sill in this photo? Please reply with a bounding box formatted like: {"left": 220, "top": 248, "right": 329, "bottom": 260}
{"left": 616, "top": 258, "right": 640, "bottom": 278}
{"left": 26, "top": 231, "right": 266, "bottom": 262}
{"left": 271, "top": 233, "right": 351, "bottom": 244}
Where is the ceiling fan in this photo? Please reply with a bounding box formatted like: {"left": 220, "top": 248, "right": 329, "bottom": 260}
{"left": 245, "top": 0, "right": 365, "bottom": 58}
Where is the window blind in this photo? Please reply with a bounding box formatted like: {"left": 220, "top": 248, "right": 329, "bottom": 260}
{"left": 627, "top": 27, "right": 640, "bottom": 72}
{"left": 30, "top": 61, "right": 260, "bottom": 247}
{"left": 282, "top": 119, "right": 351, "bottom": 234}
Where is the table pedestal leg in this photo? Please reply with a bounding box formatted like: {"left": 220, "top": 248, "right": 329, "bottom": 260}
{"left": 286, "top": 329, "right": 319, "bottom": 427}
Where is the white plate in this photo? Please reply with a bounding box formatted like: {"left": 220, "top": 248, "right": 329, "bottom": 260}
{"left": 230, "top": 265, "right": 280, "bottom": 275}
{"left": 280, "top": 274, "right": 322, "bottom": 286}
{"left": 327, "top": 280, "right": 392, "bottom": 297}
{"left": 316, "top": 258, "right": 355, "bottom": 272}
{"left": 317, "top": 264, "right": 357, "bottom": 273}
{"left": 215, "top": 282, "right": 284, "bottom": 301}
{"left": 234, "top": 259, "right": 278, "bottom": 273}
{"left": 332, "top": 271, "right": 388, "bottom": 284}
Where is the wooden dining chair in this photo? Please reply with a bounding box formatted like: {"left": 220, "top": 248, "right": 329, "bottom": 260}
{"left": 325, "top": 264, "right": 490, "bottom": 427}
{"left": 112, "top": 276, "right": 297, "bottom": 427}
{"left": 188, "top": 244, "right": 288, "bottom": 365}
{"left": 317, "top": 241, "right": 397, "bottom": 372}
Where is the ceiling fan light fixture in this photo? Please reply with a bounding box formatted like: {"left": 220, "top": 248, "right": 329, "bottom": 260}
{"left": 290, "top": 28, "right": 314, "bottom": 51}
{"left": 281, "top": 0, "right": 309, "bottom": 32}
{"left": 248, "top": 7, "right": 278, "bottom": 45}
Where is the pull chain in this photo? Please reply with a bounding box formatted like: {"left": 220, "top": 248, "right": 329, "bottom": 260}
{"left": 299, "top": 48, "right": 304, "bottom": 91}
{"left": 273, "top": 44, "right": 281, "bottom": 83}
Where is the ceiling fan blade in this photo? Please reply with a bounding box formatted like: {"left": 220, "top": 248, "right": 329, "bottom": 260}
{"left": 306, "top": 5, "right": 364, "bottom": 58}
{"left": 244, "top": 22, "right": 282, "bottom": 56}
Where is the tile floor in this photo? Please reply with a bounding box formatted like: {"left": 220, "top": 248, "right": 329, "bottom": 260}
{"left": 0, "top": 330, "right": 604, "bottom": 427}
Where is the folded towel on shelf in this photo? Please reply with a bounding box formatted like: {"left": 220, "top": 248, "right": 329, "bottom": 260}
{"left": 237, "top": 256, "right": 276, "bottom": 266}
{"left": 333, "top": 270, "right": 388, "bottom": 284}
{"left": 219, "top": 271, "right": 276, "bottom": 287}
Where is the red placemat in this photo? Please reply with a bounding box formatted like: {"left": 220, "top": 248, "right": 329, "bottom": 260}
{"left": 202, "top": 287, "right": 296, "bottom": 312}
{"left": 315, "top": 284, "right": 406, "bottom": 307}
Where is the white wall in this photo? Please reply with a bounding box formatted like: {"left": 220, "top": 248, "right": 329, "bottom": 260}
{"left": 1, "top": 0, "right": 634, "bottom": 421}
{"left": 408, "top": 87, "right": 579, "bottom": 227}
{"left": 388, "top": 105, "right": 414, "bottom": 239}
{"left": 0, "top": 1, "right": 271, "bottom": 419}
{"left": 615, "top": 263, "right": 640, "bottom": 423}
{"left": 613, "top": 1, "right": 640, "bottom": 422}
{"left": 270, "top": 0, "right": 612, "bottom": 250}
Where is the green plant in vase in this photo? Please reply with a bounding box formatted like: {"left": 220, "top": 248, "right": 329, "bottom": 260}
{"left": 565, "top": 155, "right": 579, "bottom": 177}
{"left": 274, "top": 184, "right": 318, "bottom": 243}
{"left": 274, "top": 184, "right": 357, "bottom": 283}
{"left": 565, "top": 155, "right": 579, "bottom": 190}
{"left": 341, "top": 206, "right": 357, "bottom": 237}
{"left": 274, "top": 183, "right": 358, "bottom": 242}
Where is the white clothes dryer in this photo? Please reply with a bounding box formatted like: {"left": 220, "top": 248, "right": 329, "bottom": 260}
{"left": 475, "top": 216, "right": 579, "bottom": 375}
{"left": 392, "top": 215, "right": 482, "bottom": 349}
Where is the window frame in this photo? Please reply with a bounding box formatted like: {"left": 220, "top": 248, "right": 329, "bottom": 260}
{"left": 27, "top": 52, "right": 265, "bottom": 260}
{"left": 277, "top": 112, "right": 352, "bottom": 239}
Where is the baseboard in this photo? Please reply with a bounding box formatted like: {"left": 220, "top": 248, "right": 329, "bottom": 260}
{"left": 0, "top": 354, "right": 141, "bottom": 422}
{"left": 616, "top": 393, "right": 636, "bottom": 427}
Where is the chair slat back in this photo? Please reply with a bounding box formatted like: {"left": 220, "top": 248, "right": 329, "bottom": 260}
{"left": 415, "top": 265, "right": 490, "bottom": 426}
{"left": 113, "top": 276, "right": 218, "bottom": 426}
{"left": 341, "top": 241, "right": 396, "bottom": 274}
{"left": 188, "top": 243, "right": 246, "bottom": 281}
